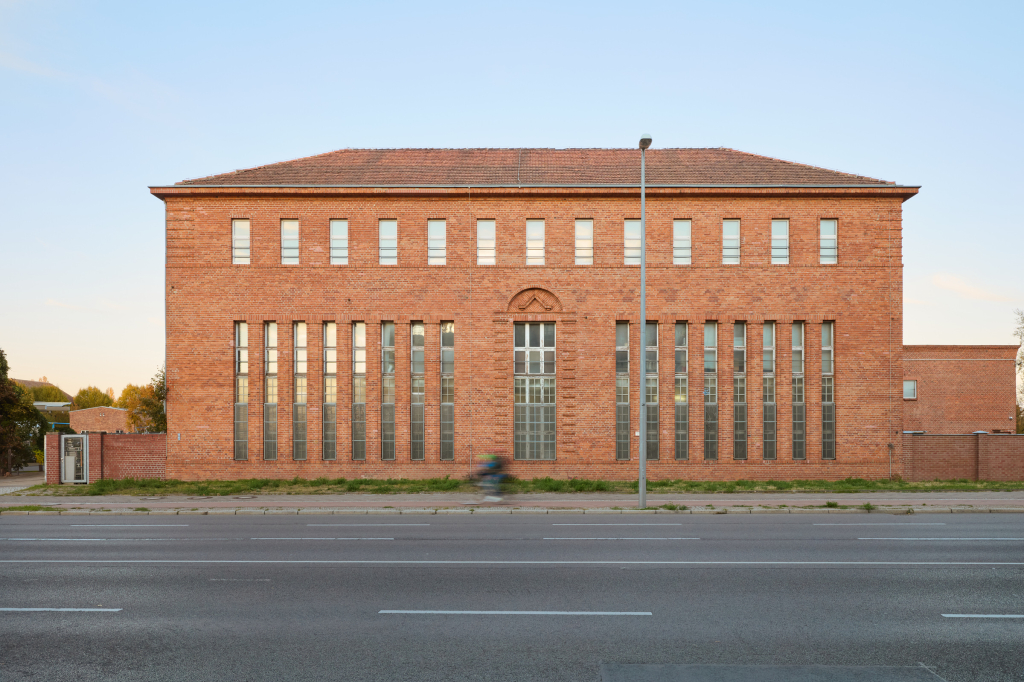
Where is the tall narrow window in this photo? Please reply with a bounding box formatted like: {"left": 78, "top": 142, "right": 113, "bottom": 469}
{"left": 820, "top": 219, "right": 838, "bottom": 264}
{"left": 440, "top": 322, "right": 455, "bottom": 460}
{"left": 645, "top": 322, "right": 659, "bottom": 460}
{"left": 526, "top": 220, "right": 545, "bottom": 265}
{"left": 722, "top": 220, "right": 740, "bottom": 264}
{"left": 381, "top": 322, "right": 395, "bottom": 460}
{"left": 323, "top": 322, "right": 337, "bottom": 460}
{"left": 379, "top": 219, "right": 397, "bottom": 265}
{"left": 733, "top": 322, "right": 747, "bottom": 460}
{"left": 232, "top": 219, "right": 250, "bottom": 265}
{"left": 263, "top": 322, "right": 278, "bottom": 461}
{"left": 704, "top": 322, "right": 718, "bottom": 460}
{"left": 234, "top": 322, "right": 248, "bottom": 460}
{"left": 575, "top": 219, "right": 593, "bottom": 265}
{"left": 292, "top": 322, "right": 307, "bottom": 460}
{"left": 330, "top": 220, "right": 348, "bottom": 265}
{"left": 762, "top": 322, "right": 776, "bottom": 460}
{"left": 477, "top": 220, "right": 496, "bottom": 265}
{"left": 427, "top": 220, "right": 446, "bottom": 265}
{"left": 673, "top": 220, "right": 692, "bottom": 265}
{"left": 792, "top": 322, "right": 806, "bottom": 460}
{"left": 514, "top": 322, "right": 556, "bottom": 460}
{"left": 771, "top": 220, "right": 789, "bottom": 265}
{"left": 615, "top": 322, "right": 630, "bottom": 461}
{"left": 352, "top": 323, "right": 366, "bottom": 460}
{"left": 410, "top": 322, "right": 425, "bottom": 461}
{"left": 624, "top": 219, "right": 641, "bottom": 265}
{"left": 281, "top": 220, "right": 299, "bottom": 265}
{"left": 822, "top": 321, "right": 836, "bottom": 460}
{"left": 674, "top": 322, "right": 688, "bottom": 460}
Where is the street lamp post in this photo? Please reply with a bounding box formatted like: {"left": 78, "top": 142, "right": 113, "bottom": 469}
{"left": 638, "top": 134, "right": 652, "bottom": 509}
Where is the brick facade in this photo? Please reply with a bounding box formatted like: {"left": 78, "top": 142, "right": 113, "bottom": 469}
{"left": 903, "top": 345, "right": 1019, "bottom": 434}
{"left": 152, "top": 148, "right": 918, "bottom": 482}
{"left": 903, "top": 433, "right": 1024, "bottom": 482}
{"left": 70, "top": 407, "right": 128, "bottom": 434}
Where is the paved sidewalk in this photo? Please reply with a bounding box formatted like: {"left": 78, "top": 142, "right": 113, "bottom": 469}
{"left": 3, "top": 489, "right": 1024, "bottom": 514}
{"left": 0, "top": 470, "right": 44, "bottom": 495}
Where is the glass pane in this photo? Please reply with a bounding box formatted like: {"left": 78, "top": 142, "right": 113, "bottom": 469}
{"left": 771, "top": 220, "right": 788, "bottom": 237}
{"left": 412, "top": 323, "right": 424, "bottom": 347}
{"left": 645, "top": 350, "right": 657, "bottom": 373}
{"left": 616, "top": 322, "right": 628, "bottom": 348}
{"left": 722, "top": 220, "right": 739, "bottom": 237}
{"left": 353, "top": 323, "right": 365, "bottom": 348}
{"left": 330, "top": 220, "right": 348, "bottom": 239}
{"left": 544, "top": 324, "right": 554, "bottom": 348}
{"left": 820, "top": 219, "right": 837, "bottom": 236}
{"left": 281, "top": 220, "right": 298, "bottom": 240}
{"left": 382, "top": 322, "right": 395, "bottom": 347}
{"left": 428, "top": 220, "right": 445, "bottom": 239}
{"left": 382, "top": 349, "right": 395, "bottom": 374}
{"left": 733, "top": 323, "right": 745, "bottom": 347}
{"left": 379, "top": 220, "right": 397, "bottom": 239}
{"left": 822, "top": 349, "right": 832, "bottom": 375}
{"left": 645, "top": 322, "right": 657, "bottom": 347}
{"left": 733, "top": 350, "right": 744, "bottom": 374}
{"left": 478, "top": 220, "right": 495, "bottom": 240}
{"left": 441, "top": 322, "right": 455, "bottom": 347}
{"left": 616, "top": 350, "right": 629, "bottom": 374}
{"left": 704, "top": 350, "right": 716, "bottom": 373}
{"left": 763, "top": 349, "right": 774, "bottom": 373}
{"left": 324, "top": 322, "right": 336, "bottom": 348}
{"left": 294, "top": 322, "right": 306, "bottom": 347}
{"left": 792, "top": 349, "right": 803, "bottom": 374}
{"left": 763, "top": 323, "right": 774, "bottom": 347}
{"left": 514, "top": 323, "right": 525, "bottom": 348}
{"left": 792, "top": 323, "right": 803, "bottom": 347}
{"left": 675, "top": 322, "right": 686, "bottom": 347}
{"left": 903, "top": 380, "right": 916, "bottom": 399}
{"left": 675, "top": 349, "right": 686, "bottom": 374}
{"left": 529, "top": 324, "right": 540, "bottom": 347}
{"left": 704, "top": 322, "right": 716, "bottom": 347}
{"left": 237, "top": 322, "right": 248, "bottom": 347}
{"left": 822, "top": 322, "right": 833, "bottom": 348}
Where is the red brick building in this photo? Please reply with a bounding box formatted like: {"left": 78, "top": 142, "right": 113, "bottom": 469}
{"left": 902, "top": 345, "right": 1019, "bottom": 434}
{"left": 70, "top": 406, "right": 128, "bottom": 434}
{"left": 151, "top": 148, "right": 920, "bottom": 481}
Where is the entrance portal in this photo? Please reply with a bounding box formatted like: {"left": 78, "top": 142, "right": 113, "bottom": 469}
{"left": 61, "top": 434, "right": 88, "bottom": 484}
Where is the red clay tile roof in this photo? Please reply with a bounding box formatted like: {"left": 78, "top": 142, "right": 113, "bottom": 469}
{"left": 175, "top": 148, "right": 898, "bottom": 187}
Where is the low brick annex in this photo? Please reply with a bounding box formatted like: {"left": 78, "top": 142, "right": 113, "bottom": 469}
{"left": 152, "top": 147, "right": 924, "bottom": 482}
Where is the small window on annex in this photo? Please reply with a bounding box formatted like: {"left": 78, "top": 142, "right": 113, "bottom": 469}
{"left": 624, "top": 220, "right": 641, "bottom": 265}
{"left": 771, "top": 220, "right": 789, "bottom": 265}
{"left": 477, "top": 220, "right": 496, "bottom": 265}
{"left": 281, "top": 220, "right": 299, "bottom": 265}
{"left": 232, "top": 220, "right": 250, "bottom": 265}
{"left": 379, "top": 220, "right": 398, "bottom": 265}
{"left": 428, "top": 220, "right": 446, "bottom": 265}
{"left": 673, "top": 220, "right": 692, "bottom": 265}
{"left": 330, "top": 220, "right": 348, "bottom": 265}
{"left": 575, "top": 220, "right": 593, "bottom": 265}
{"left": 903, "top": 380, "right": 917, "bottom": 400}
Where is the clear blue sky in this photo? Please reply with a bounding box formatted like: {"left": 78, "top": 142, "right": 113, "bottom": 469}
{"left": 1, "top": 0, "right": 1021, "bottom": 396}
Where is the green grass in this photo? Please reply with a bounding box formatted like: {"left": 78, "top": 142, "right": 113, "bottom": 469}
{"left": 1, "top": 505, "right": 62, "bottom": 512}
{"left": 19, "top": 475, "right": 1024, "bottom": 497}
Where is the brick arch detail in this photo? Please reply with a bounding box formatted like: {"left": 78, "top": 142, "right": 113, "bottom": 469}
{"left": 507, "top": 288, "right": 564, "bottom": 314}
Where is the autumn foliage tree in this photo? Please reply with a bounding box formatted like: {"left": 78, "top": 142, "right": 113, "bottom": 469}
{"left": 114, "top": 367, "right": 166, "bottom": 433}
{"left": 0, "top": 349, "right": 50, "bottom": 474}
{"left": 73, "top": 386, "right": 113, "bottom": 409}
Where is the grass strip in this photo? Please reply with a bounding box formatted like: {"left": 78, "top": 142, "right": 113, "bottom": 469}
{"left": 14, "top": 475, "right": 1024, "bottom": 497}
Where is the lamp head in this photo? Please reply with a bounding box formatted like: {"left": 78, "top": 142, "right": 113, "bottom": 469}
{"left": 639, "top": 134, "right": 652, "bottom": 150}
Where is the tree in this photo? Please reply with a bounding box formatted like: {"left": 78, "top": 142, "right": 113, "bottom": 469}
{"left": 31, "top": 384, "right": 69, "bottom": 402}
{"left": 0, "top": 349, "right": 50, "bottom": 475}
{"left": 73, "top": 386, "right": 113, "bottom": 409}
{"left": 1015, "top": 309, "right": 1024, "bottom": 432}
{"left": 142, "top": 366, "right": 167, "bottom": 433}
{"left": 116, "top": 383, "right": 156, "bottom": 433}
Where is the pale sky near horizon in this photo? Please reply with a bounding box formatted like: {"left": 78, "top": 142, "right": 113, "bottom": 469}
{"left": 1, "top": 0, "right": 1021, "bottom": 397}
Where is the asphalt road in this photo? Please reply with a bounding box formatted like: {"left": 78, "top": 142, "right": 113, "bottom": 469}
{"left": 1, "top": 515, "right": 1022, "bottom": 682}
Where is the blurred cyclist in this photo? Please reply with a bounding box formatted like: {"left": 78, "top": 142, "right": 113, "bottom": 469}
{"left": 474, "top": 453, "right": 506, "bottom": 503}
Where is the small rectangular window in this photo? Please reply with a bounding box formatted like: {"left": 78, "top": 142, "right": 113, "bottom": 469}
{"left": 704, "top": 322, "right": 717, "bottom": 374}
{"left": 674, "top": 322, "right": 688, "bottom": 461}
{"left": 411, "top": 322, "right": 425, "bottom": 461}
{"left": 575, "top": 219, "right": 593, "bottom": 265}
{"left": 763, "top": 321, "right": 776, "bottom": 374}
{"left": 427, "top": 220, "right": 446, "bottom": 265}
{"left": 792, "top": 321, "right": 804, "bottom": 374}
{"left": 477, "top": 220, "right": 496, "bottom": 265}
{"left": 624, "top": 219, "right": 641, "bottom": 265}
{"left": 820, "top": 219, "right": 838, "bottom": 264}
{"left": 526, "top": 220, "right": 545, "bottom": 265}
{"left": 903, "top": 380, "right": 917, "bottom": 400}
{"left": 234, "top": 322, "right": 249, "bottom": 460}
{"left": 330, "top": 220, "right": 348, "bottom": 265}
{"left": 263, "top": 321, "right": 278, "bottom": 461}
{"left": 771, "top": 220, "right": 789, "bottom": 265}
{"left": 322, "top": 322, "right": 337, "bottom": 461}
{"left": 379, "top": 219, "right": 397, "bottom": 265}
{"left": 673, "top": 220, "right": 691, "bottom": 265}
{"left": 352, "top": 322, "right": 366, "bottom": 460}
{"left": 232, "top": 220, "right": 250, "bottom": 265}
{"left": 722, "top": 220, "right": 740, "bottom": 265}
{"left": 281, "top": 220, "right": 299, "bottom": 265}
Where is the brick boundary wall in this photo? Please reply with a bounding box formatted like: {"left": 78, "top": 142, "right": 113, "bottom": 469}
{"left": 903, "top": 433, "right": 1024, "bottom": 482}
{"left": 44, "top": 432, "right": 166, "bottom": 484}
